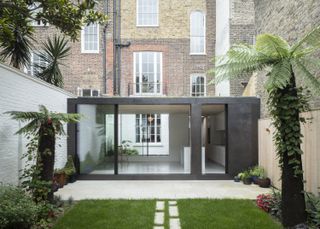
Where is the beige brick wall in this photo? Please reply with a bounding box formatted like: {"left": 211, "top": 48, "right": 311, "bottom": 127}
{"left": 121, "top": 0, "right": 207, "bottom": 39}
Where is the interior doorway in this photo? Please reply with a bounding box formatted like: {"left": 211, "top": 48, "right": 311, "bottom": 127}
{"left": 201, "top": 105, "right": 226, "bottom": 174}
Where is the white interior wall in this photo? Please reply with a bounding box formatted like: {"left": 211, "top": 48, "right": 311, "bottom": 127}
{"left": 205, "top": 112, "right": 226, "bottom": 166}
{"left": 0, "top": 63, "right": 74, "bottom": 185}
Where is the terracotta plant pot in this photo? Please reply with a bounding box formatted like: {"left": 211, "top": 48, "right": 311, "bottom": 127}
{"left": 54, "top": 172, "right": 66, "bottom": 188}
{"left": 258, "top": 178, "right": 271, "bottom": 188}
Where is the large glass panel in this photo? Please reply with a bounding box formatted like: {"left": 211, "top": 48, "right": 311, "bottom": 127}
{"left": 201, "top": 105, "right": 226, "bottom": 174}
{"left": 118, "top": 105, "right": 191, "bottom": 174}
{"left": 77, "top": 105, "right": 114, "bottom": 174}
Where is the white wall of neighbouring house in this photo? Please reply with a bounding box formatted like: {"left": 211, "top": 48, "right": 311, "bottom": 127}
{"left": 0, "top": 63, "right": 75, "bottom": 185}
{"left": 215, "top": 0, "right": 230, "bottom": 96}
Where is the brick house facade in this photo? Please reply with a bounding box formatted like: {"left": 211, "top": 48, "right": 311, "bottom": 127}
{"left": 20, "top": 0, "right": 257, "bottom": 98}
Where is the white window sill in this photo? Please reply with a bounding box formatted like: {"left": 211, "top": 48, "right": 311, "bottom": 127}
{"left": 190, "top": 53, "right": 207, "bottom": 56}
{"left": 81, "top": 50, "right": 99, "bottom": 54}
{"left": 136, "top": 25, "right": 159, "bottom": 28}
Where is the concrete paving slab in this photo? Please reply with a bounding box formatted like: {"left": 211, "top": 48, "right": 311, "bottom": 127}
{"left": 169, "top": 200, "right": 177, "bottom": 206}
{"left": 169, "top": 206, "right": 179, "bottom": 217}
{"left": 55, "top": 180, "right": 270, "bottom": 200}
{"left": 170, "top": 218, "right": 181, "bottom": 229}
{"left": 154, "top": 212, "right": 165, "bottom": 225}
{"left": 156, "top": 201, "right": 165, "bottom": 211}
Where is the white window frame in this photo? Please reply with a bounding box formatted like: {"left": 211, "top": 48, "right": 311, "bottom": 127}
{"left": 136, "top": 0, "right": 159, "bottom": 27}
{"left": 29, "top": 2, "right": 48, "bottom": 27}
{"left": 190, "top": 11, "right": 206, "bottom": 55}
{"left": 133, "top": 52, "right": 163, "bottom": 96}
{"left": 190, "top": 74, "right": 206, "bottom": 96}
{"left": 135, "top": 114, "right": 161, "bottom": 144}
{"left": 81, "top": 23, "right": 100, "bottom": 53}
{"left": 77, "top": 87, "right": 100, "bottom": 97}
{"left": 24, "top": 51, "right": 48, "bottom": 76}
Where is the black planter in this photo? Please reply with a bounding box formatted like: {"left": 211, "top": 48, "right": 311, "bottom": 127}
{"left": 234, "top": 176, "right": 241, "bottom": 182}
{"left": 258, "top": 178, "right": 271, "bottom": 188}
{"left": 243, "top": 177, "right": 253, "bottom": 185}
{"left": 68, "top": 174, "right": 77, "bottom": 183}
{"left": 251, "top": 176, "right": 259, "bottom": 184}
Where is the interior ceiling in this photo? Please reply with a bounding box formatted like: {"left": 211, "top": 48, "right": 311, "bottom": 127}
{"left": 119, "top": 105, "right": 225, "bottom": 115}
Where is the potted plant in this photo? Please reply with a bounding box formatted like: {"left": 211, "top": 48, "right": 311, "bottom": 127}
{"left": 240, "top": 170, "right": 252, "bottom": 185}
{"left": 54, "top": 169, "right": 66, "bottom": 188}
{"left": 64, "top": 155, "right": 77, "bottom": 183}
{"left": 234, "top": 175, "right": 241, "bottom": 182}
{"left": 257, "top": 175, "right": 271, "bottom": 188}
{"left": 250, "top": 166, "right": 265, "bottom": 184}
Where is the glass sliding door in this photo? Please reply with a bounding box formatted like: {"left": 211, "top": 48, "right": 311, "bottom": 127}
{"left": 77, "top": 105, "right": 115, "bottom": 174}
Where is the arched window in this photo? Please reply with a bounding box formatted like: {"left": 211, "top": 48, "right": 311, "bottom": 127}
{"left": 190, "top": 74, "right": 206, "bottom": 96}
{"left": 190, "top": 11, "right": 206, "bottom": 54}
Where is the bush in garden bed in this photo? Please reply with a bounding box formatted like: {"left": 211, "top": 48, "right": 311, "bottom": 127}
{"left": 257, "top": 190, "right": 320, "bottom": 228}
{"left": 0, "top": 185, "right": 40, "bottom": 229}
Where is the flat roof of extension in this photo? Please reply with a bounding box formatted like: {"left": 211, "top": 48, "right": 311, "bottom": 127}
{"left": 68, "top": 96, "right": 260, "bottom": 105}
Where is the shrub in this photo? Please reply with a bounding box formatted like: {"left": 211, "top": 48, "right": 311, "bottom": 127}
{"left": 250, "top": 166, "right": 265, "bottom": 178}
{"left": 306, "top": 193, "right": 320, "bottom": 228}
{"left": 256, "top": 189, "right": 281, "bottom": 218}
{"left": 0, "top": 185, "right": 40, "bottom": 229}
{"left": 256, "top": 194, "right": 272, "bottom": 212}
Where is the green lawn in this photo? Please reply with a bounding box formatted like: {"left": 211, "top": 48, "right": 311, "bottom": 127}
{"left": 53, "top": 199, "right": 282, "bottom": 229}
{"left": 178, "top": 199, "right": 282, "bottom": 229}
{"left": 53, "top": 200, "right": 155, "bottom": 229}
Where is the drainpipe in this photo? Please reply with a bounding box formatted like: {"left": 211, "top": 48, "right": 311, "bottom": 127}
{"left": 113, "top": 0, "right": 131, "bottom": 96}
{"left": 113, "top": 0, "right": 117, "bottom": 95}
{"left": 102, "top": 0, "right": 109, "bottom": 95}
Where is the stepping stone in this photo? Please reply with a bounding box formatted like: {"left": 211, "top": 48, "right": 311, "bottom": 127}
{"left": 169, "top": 206, "right": 179, "bottom": 217}
{"left": 169, "top": 200, "right": 177, "bottom": 206}
{"left": 170, "top": 218, "right": 181, "bottom": 229}
{"left": 153, "top": 226, "right": 164, "bottom": 229}
{"left": 156, "top": 201, "right": 165, "bottom": 211}
{"left": 154, "top": 212, "right": 164, "bottom": 225}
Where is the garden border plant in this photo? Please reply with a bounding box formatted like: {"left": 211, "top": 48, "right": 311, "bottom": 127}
{"left": 212, "top": 26, "right": 320, "bottom": 227}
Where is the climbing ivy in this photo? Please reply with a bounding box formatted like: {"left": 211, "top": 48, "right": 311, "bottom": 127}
{"left": 267, "top": 74, "right": 311, "bottom": 177}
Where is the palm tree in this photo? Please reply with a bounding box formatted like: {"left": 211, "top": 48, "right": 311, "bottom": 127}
{"left": 6, "top": 105, "right": 81, "bottom": 202}
{"left": 0, "top": 7, "right": 34, "bottom": 69}
{"left": 213, "top": 27, "right": 320, "bottom": 227}
{"left": 35, "top": 35, "right": 70, "bottom": 88}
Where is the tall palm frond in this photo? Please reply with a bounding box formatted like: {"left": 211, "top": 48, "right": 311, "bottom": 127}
{"left": 5, "top": 105, "right": 81, "bottom": 136}
{"left": 291, "top": 26, "right": 320, "bottom": 54}
{"left": 35, "top": 35, "right": 70, "bottom": 88}
{"left": 213, "top": 30, "right": 320, "bottom": 93}
{"left": 0, "top": 7, "right": 34, "bottom": 69}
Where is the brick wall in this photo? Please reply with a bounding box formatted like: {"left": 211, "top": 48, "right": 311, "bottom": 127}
{"left": 229, "top": 0, "right": 255, "bottom": 96}
{"left": 0, "top": 63, "right": 75, "bottom": 185}
{"left": 118, "top": 0, "right": 215, "bottom": 97}
{"left": 253, "top": 0, "right": 320, "bottom": 117}
{"left": 29, "top": 0, "right": 110, "bottom": 96}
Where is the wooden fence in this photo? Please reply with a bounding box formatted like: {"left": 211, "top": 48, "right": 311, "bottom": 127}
{"left": 259, "top": 110, "right": 320, "bottom": 195}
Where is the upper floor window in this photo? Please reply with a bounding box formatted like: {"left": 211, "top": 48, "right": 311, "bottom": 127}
{"left": 25, "top": 51, "right": 48, "bottom": 76}
{"left": 81, "top": 23, "right": 99, "bottom": 53}
{"left": 29, "top": 2, "right": 48, "bottom": 27}
{"left": 190, "top": 74, "right": 206, "bottom": 96}
{"left": 190, "top": 11, "right": 206, "bottom": 54}
{"left": 136, "top": 0, "right": 159, "bottom": 26}
{"left": 134, "top": 52, "right": 162, "bottom": 95}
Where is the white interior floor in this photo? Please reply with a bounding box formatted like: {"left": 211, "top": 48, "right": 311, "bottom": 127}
{"left": 90, "top": 161, "right": 225, "bottom": 174}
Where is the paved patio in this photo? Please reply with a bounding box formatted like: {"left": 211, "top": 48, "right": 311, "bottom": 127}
{"left": 55, "top": 180, "right": 270, "bottom": 200}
